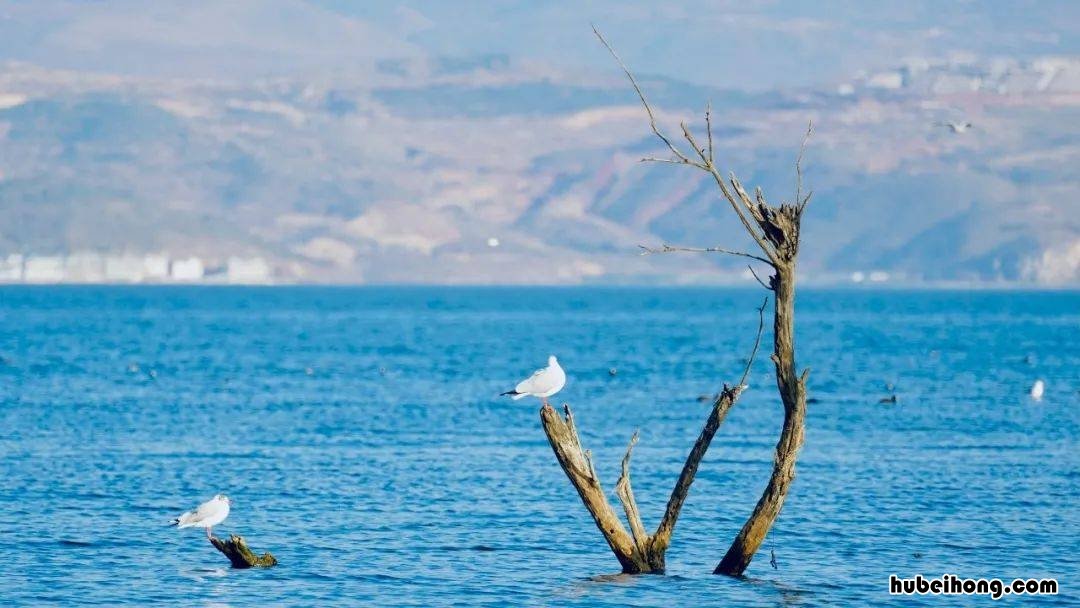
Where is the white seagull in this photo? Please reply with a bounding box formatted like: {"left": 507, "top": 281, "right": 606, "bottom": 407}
{"left": 501, "top": 355, "right": 566, "bottom": 406}
{"left": 1030, "top": 379, "right": 1045, "bottom": 401}
{"left": 937, "top": 120, "right": 973, "bottom": 134}
{"left": 171, "top": 494, "right": 231, "bottom": 539}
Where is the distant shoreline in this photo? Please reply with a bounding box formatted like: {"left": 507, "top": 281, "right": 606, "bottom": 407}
{"left": 0, "top": 282, "right": 1077, "bottom": 291}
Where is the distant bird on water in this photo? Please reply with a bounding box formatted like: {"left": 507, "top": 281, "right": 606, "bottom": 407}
{"left": 501, "top": 355, "right": 566, "bottom": 406}
{"left": 171, "top": 494, "right": 231, "bottom": 539}
{"left": 1030, "top": 379, "right": 1045, "bottom": 401}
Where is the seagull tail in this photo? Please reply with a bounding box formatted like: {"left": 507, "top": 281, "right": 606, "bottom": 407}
{"left": 499, "top": 390, "right": 520, "bottom": 398}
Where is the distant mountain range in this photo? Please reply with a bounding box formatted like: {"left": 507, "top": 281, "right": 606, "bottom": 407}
{"left": 0, "top": 2, "right": 1077, "bottom": 285}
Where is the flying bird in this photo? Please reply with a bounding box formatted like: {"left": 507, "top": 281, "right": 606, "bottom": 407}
{"left": 171, "top": 494, "right": 231, "bottom": 539}
{"left": 1030, "top": 379, "right": 1045, "bottom": 401}
{"left": 501, "top": 355, "right": 566, "bottom": 406}
{"left": 936, "top": 120, "right": 973, "bottom": 134}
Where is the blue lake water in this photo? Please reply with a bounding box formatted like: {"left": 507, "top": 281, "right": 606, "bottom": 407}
{"left": 0, "top": 286, "right": 1076, "bottom": 606}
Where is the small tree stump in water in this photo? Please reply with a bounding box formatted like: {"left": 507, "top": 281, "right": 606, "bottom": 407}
{"left": 209, "top": 534, "right": 278, "bottom": 569}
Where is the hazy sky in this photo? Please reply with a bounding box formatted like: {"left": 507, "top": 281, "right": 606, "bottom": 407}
{"left": 0, "top": 0, "right": 1076, "bottom": 88}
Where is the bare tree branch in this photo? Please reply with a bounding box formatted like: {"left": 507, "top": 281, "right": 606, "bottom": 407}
{"left": 680, "top": 122, "right": 709, "bottom": 164}
{"left": 584, "top": 449, "right": 598, "bottom": 482}
{"left": 592, "top": 25, "right": 692, "bottom": 165}
{"left": 652, "top": 299, "right": 768, "bottom": 549}
{"left": 638, "top": 244, "right": 772, "bottom": 265}
{"left": 705, "top": 101, "right": 714, "bottom": 164}
{"left": 640, "top": 156, "right": 698, "bottom": 166}
{"left": 795, "top": 120, "right": 813, "bottom": 211}
{"left": 593, "top": 25, "right": 779, "bottom": 265}
{"left": 739, "top": 297, "right": 769, "bottom": 388}
{"left": 615, "top": 431, "right": 650, "bottom": 553}
{"left": 705, "top": 165, "right": 779, "bottom": 264}
{"left": 541, "top": 300, "right": 769, "bottom": 572}
{"left": 540, "top": 404, "right": 643, "bottom": 572}
{"left": 747, "top": 264, "right": 772, "bottom": 291}
{"left": 682, "top": 116, "right": 773, "bottom": 254}
{"left": 755, "top": 187, "right": 769, "bottom": 215}
{"left": 730, "top": 175, "right": 759, "bottom": 219}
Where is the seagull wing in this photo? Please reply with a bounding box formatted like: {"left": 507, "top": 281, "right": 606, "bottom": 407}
{"left": 516, "top": 365, "right": 556, "bottom": 395}
{"left": 180, "top": 498, "right": 225, "bottom": 526}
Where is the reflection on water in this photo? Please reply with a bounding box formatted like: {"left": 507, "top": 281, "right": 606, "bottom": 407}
{"left": 0, "top": 287, "right": 1077, "bottom": 606}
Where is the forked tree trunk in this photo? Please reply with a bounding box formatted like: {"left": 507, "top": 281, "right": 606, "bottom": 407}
{"left": 209, "top": 534, "right": 278, "bottom": 569}
{"left": 542, "top": 27, "right": 812, "bottom": 577}
{"left": 541, "top": 384, "right": 746, "bottom": 573}
{"left": 716, "top": 256, "right": 808, "bottom": 575}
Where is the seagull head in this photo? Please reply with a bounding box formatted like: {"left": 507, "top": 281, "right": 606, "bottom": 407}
{"left": 214, "top": 494, "right": 232, "bottom": 505}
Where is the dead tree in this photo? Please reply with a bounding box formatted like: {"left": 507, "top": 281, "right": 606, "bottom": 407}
{"left": 540, "top": 300, "right": 766, "bottom": 573}
{"left": 545, "top": 28, "right": 811, "bottom": 576}
{"left": 209, "top": 534, "right": 278, "bottom": 569}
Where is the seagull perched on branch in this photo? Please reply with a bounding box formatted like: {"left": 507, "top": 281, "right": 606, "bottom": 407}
{"left": 171, "top": 494, "right": 231, "bottom": 540}
{"left": 501, "top": 355, "right": 566, "bottom": 406}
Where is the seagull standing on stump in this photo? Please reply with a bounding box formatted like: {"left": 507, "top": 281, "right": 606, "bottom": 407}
{"left": 171, "top": 494, "right": 231, "bottom": 540}
{"left": 502, "top": 355, "right": 566, "bottom": 406}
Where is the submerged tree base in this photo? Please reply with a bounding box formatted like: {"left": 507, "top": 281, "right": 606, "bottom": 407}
{"left": 209, "top": 534, "right": 278, "bottom": 569}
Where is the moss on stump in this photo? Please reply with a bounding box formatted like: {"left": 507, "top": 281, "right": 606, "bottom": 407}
{"left": 209, "top": 534, "right": 278, "bottom": 569}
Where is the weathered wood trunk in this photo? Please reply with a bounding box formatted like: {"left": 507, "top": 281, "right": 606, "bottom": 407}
{"left": 563, "top": 27, "right": 812, "bottom": 577}
{"left": 209, "top": 534, "right": 278, "bottom": 569}
{"left": 651, "top": 383, "right": 746, "bottom": 555}
{"left": 715, "top": 212, "right": 808, "bottom": 576}
{"left": 539, "top": 404, "right": 654, "bottom": 573}
{"left": 541, "top": 384, "right": 746, "bottom": 574}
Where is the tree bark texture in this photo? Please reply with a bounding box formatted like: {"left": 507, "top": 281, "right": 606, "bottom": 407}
{"left": 209, "top": 534, "right": 278, "bottom": 569}
{"left": 715, "top": 260, "right": 808, "bottom": 575}
{"left": 541, "top": 383, "right": 745, "bottom": 573}
{"left": 559, "top": 26, "right": 812, "bottom": 577}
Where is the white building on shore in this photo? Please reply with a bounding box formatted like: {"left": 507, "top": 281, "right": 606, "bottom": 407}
{"left": 24, "top": 256, "right": 65, "bottom": 283}
{"left": 64, "top": 251, "right": 105, "bottom": 282}
{"left": 0, "top": 254, "right": 23, "bottom": 281}
{"left": 227, "top": 257, "right": 271, "bottom": 284}
{"left": 171, "top": 257, "right": 204, "bottom": 281}
{"left": 2, "top": 253, "right": 274, "bottom": 284}
{"left": 143, "top": 254, "right": 170, "bottom": 281}
{"left": 104, "top": 254, "right": 146, "bottom": 283}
